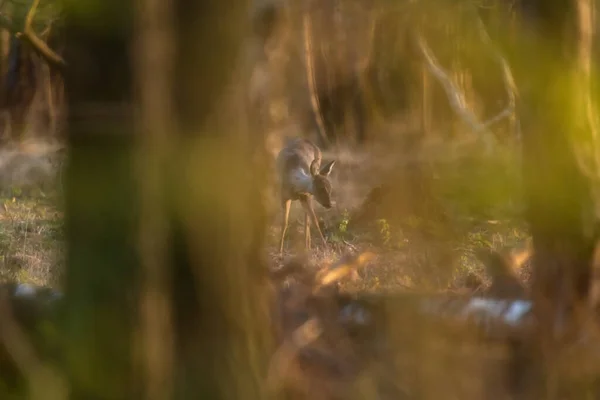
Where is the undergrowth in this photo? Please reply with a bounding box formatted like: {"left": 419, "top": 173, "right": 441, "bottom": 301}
{"left": 268, "top": 138, "right": 531, "bottom": 294}
{"left": 0, "top": 141, "right": 65, "bottom": 287}
{"left": 0, "top": 189, "right": 64, "bottom": 286}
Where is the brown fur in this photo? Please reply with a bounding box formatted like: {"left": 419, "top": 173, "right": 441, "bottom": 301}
{"left": 276, "top": 137, "right": 336, "bottom": 255}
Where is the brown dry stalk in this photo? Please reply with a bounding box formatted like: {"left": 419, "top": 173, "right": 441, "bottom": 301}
{"left": 303, "top": 12, "right": 329, "bottom": 145}
{"left": 0, "top": 290, "right": 67, "bottom": 400}
{"left": 573, "top": 0, "right": 600, "bottom": 183}
{"left": 267, "top": 317, "right": 323, "bottom": 392}
{"left": 133, "top": 0, "right": 175, "bottom": 397}
{"left": 268, "top": 252, "right": 376, "bottom": 393}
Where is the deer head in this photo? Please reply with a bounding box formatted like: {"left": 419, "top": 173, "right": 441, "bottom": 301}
{"left": 309, "top": 159, "right": 336, "bottom": 209}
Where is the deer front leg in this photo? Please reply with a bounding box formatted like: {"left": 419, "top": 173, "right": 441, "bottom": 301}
{"left": 304, "top": 211, "right": 311, "bottom": 250}
{"left": 279, "top": 199, "right": 292, "bottom": 256}
{"left": 301, "top": 197, "right": 326, "bottom": 248}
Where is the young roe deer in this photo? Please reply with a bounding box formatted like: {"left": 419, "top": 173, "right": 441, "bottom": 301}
{"left": 277, "top": 137, "right": 335, "bottom": 255}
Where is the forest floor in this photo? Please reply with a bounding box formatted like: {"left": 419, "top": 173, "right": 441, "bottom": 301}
{"left": 0, "top": 139, "right": 65, "bottom": 287}
{"left": 0, "top": 135, "right": 532, "bottom": 293}
{"left": 265, "top": 137, "right": 532, "bottom": 294}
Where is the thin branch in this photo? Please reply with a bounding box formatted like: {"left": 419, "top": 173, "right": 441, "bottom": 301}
{"left": 22, "top": 0, "right": 66, "bottom": 70}
{"left": 24, "top": 0, "right": 39, "bottom": 30}
{"left": 481, "top": 107, "right": 514, "bottom": 129}
{"left": 0, "top": 0, "right": 66, "bottom": 71}
{"left": 475, "top": 17, "right": 518, "bottom": 131}
{"left": 416, "top": 33, "right": 498, "bottom": 152}
{"left": 303, "top": 12, "right": 329, "bottom": 146}
{"left": 357, "top": 9, "right": 380, "bottom": 72}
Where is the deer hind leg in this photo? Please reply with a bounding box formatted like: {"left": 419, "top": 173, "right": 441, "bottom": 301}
{"left": 304, "top": 211, "right": 311, "bottom": 250}
{"left": 301, "top": 197, "right": 326, "bottom": 248}
{"left": 279, "top": 199, "right": 292, "bottom": 256}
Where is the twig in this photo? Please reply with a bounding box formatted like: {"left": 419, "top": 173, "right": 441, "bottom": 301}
{"left": 416, "top": 34, "right": 497, "bottom": 153}
{"left": 342, "top": 239, "right": 358, "bottom": 252}
{"left": 22, "top": 0, "right": 65, "bottom": 69}
{"left": 475, "top": 17, "right": 518, "bottom": 131}
{"left": 0, "top": 0, "right": 66, "bottom": 71}
{"left": 416, "top": 18, "right": 521, "bottom": 153}
{"left": 24, "top": 0, "right": 39, "bottom": 31}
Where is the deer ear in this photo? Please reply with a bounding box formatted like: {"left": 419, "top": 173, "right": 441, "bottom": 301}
{"left": 310, "top": 160, "right": 320, "bottom": 176}
{"left": 319, "top": 160, "right": 335, "bottom": 176}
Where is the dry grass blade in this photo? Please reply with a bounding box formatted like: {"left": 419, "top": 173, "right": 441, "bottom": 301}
{"left": 315, "top": 264, "right": 353, "bottom": 288}
{"left": 267, "top": 318, "right": 323, "bottom": 392}
{"left": 291, "top": 318, "right": 323, "bottom": 347}
{"left": 0, "top": 290, "right": 67, "bottom": 400}
{"left": 508, "top": 237, "right": 533, "bottom": 270}
{"left": 314, "top": 252, "right": 375, "bottom": 289}
{"left": 356, "top": 251, "right": 376, "bottom": 265}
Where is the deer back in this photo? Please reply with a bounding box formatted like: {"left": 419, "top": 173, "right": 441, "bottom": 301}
{"left": 277, "top": 138, "right": 322, "bottom": 175}
{"left": 276, "top": 138, "right": 322, "bottom": 198}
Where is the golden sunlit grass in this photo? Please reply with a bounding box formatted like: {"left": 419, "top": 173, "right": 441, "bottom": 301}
{"left": 0, "top": 133, "right": 531, "bottom": 300}
{"left": 267, "top": 136, "right": 531, "bottom": 296}
{"left": 0, "top": 140, "right": 64, "bottom": 287}
{"left": 0, "top": 196, "right": 63, "bottom": 286}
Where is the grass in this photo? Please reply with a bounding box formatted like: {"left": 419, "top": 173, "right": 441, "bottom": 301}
{"left": 0, "top": 194, "right": 63, "bottom": 286}
{"left": 0, "top": 135, "right": 531, "bottom": 296}
{"left": 0, "top": 136, "right": 539, "bottom": 400}
{"left": 0, "top": 140, "right": 65, "bottom": 288}
{"left": 267, "top": 136, "right": 532, "bottom": 295}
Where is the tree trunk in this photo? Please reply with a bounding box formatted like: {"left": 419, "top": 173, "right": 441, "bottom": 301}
{"left": 61, "top": 0, "right": 137, "bottom": 396}
{"left": 511, "top": 0, "right": 599, "bottom": 397}
{"left": 62, "top": 0, "right": 270, "bottom": 398}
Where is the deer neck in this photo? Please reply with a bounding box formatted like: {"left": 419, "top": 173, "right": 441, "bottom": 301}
{"left": 289, "top": 168, "right": 314, "bottom": 195}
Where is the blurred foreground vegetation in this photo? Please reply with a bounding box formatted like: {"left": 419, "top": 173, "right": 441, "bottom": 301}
{"left": 0, "top": 0, "right": 599, "bottom": 399}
